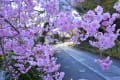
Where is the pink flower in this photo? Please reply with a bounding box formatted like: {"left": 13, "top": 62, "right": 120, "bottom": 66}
{"left": 95, "top": 5, "right": 103, "bottom": 14}
{"left": 13, "top": 46, "right": 25, "bottom": 55}
{"left": 44, "top": 0, "right": 59, "bottom": 16}
{"left": 114, "top": 2, "right": 120, "bottom": 12}
{"left": 102, "top": 12, "right": 111, "bottom": 20}
{"left": 102, "top": 21, "right": 109, "bottom": 26}
{"left": 96, "top": 56, "right": 112, "bottom": 70}
{"left": 55, "top": 72, "right": 65, "bottom": 80}
{"left": 43, "top": 74, "right": 53, "bottom": 80}
{"left": 56, "top": 11, "right": 74, "bottom": 32}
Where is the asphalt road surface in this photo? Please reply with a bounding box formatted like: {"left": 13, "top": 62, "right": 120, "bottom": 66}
{"left": 54, "top": 44, "right": 120, "bottom": 80}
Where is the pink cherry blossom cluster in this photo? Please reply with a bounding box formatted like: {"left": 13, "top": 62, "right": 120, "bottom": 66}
{"left": 0, "top": 0, "right": 64, "bottom": 80}
{"left": 95, "top": 56, "right": 112, "bottom": 70}
{"left": 76, "top": 5, "right": 120, "bottom": 51}
{"left": 0, "top": 25, "right": 64, "bottom": 79}
{"left": 79, "top": 5, "right": 120, "bottom": 70}
{"left": 68, "top": 5, "right": 120, "bottom": 69}
{"left": 114, "top": 2, "right": 120, "bottom": 13}
{"left": 55, "top": 11, "right": 74, "bottom": 32}
{"left": 44, "top": 0, "right": 59, "bottom": 16}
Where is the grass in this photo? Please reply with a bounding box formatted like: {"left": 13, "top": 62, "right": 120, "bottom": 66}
{"left": 74, "top": 41, "right": 120, "bottom": 59}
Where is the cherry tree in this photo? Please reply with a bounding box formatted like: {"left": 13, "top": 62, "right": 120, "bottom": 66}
{"left": 0, "top": 0, "right": 120, "bottom": 80}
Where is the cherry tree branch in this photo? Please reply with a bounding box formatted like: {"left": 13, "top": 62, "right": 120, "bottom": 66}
{"left": 0, "top": 15, "right": 20, "bottom": 34}
{"left": 0, "top": 38, "right": 5, "bottom": 55}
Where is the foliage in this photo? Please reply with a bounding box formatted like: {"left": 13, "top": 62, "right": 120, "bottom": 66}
{"left": 75, "top": 41, "right": 120, "bottom": 59}
{"left": 75, "top": 0, "right": 118, "bottom": 13}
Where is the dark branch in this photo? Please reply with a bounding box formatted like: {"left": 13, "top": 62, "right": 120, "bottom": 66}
{"left": 0, "top": 15, "right": 20, "bottom": 34}
{"left": 0, "top": 38, "right": 5, "bottom": 55}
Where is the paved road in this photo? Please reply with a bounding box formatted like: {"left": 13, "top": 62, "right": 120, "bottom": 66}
{"left": 54, "top": 44, "right": 120, "bottom": 80}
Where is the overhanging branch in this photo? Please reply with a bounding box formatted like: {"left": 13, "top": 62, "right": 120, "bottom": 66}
{"left": 0, "top": 15, "right": 20, "bottom": 34}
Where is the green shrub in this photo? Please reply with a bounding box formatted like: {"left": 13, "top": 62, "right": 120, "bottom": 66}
{"left": 75, "top": 0, "right": 118, "bottom": 14}
{"left": 74, "top": 41, "right": 120, "bottom": 59}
